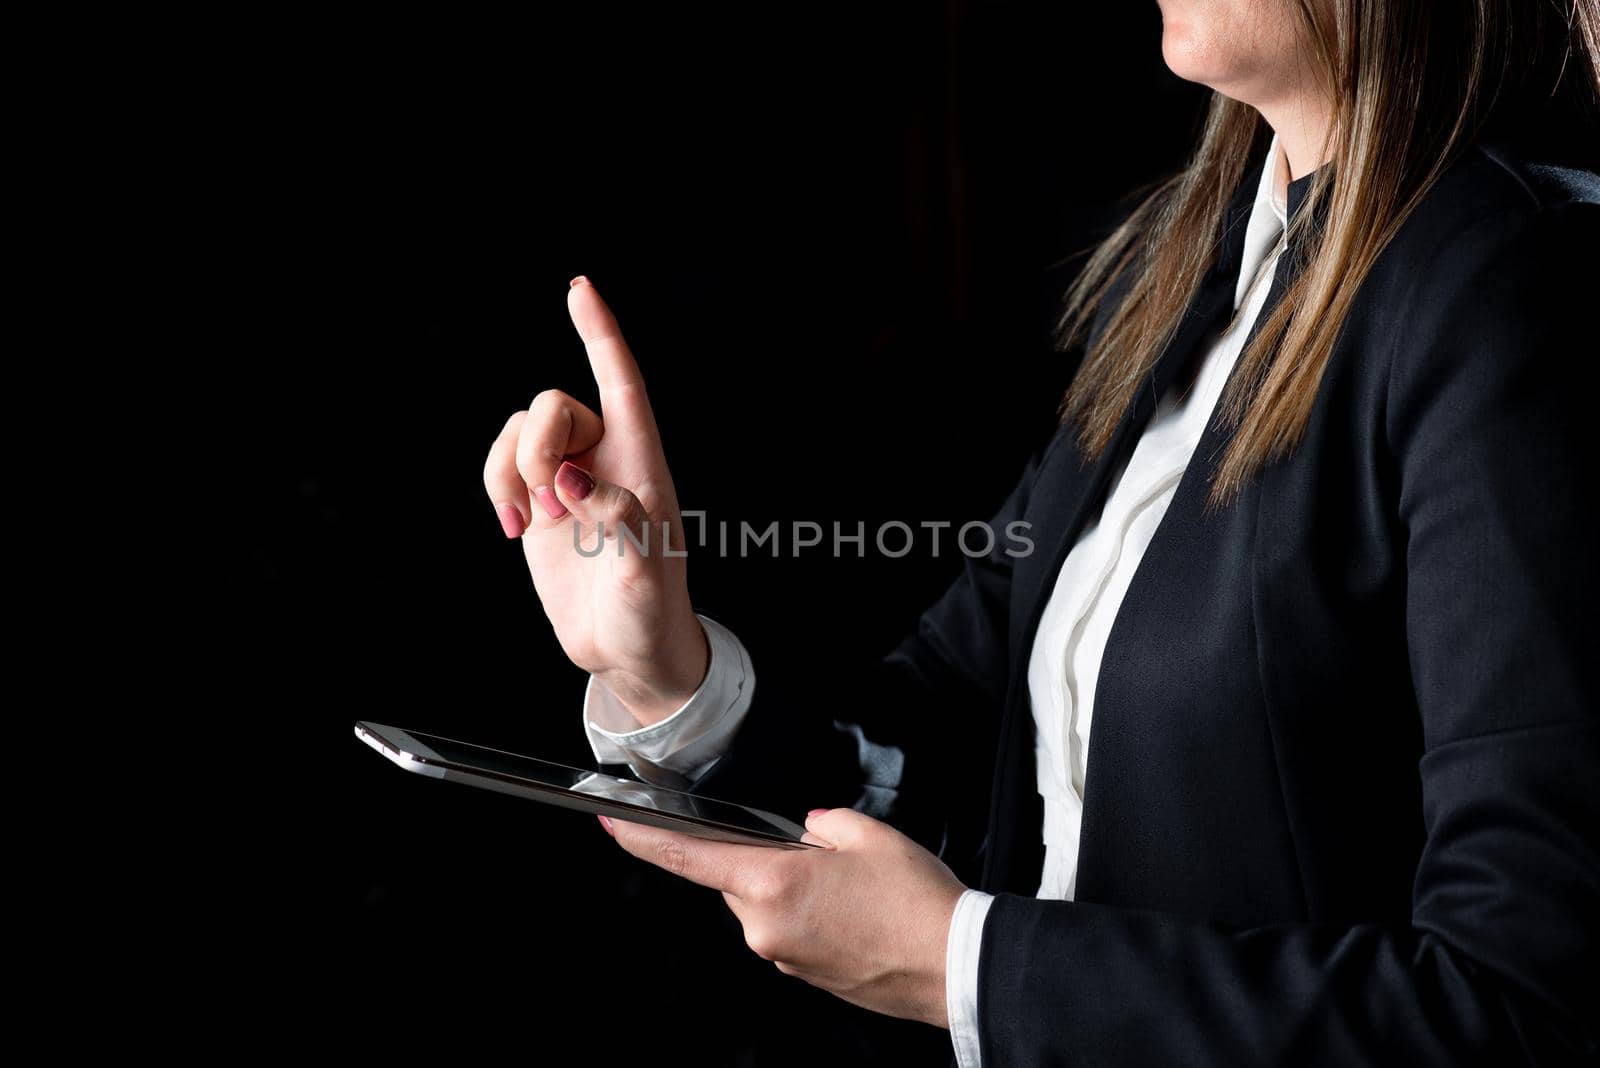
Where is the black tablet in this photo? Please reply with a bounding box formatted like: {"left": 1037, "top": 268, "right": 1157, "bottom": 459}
{"left": 355, "top": 721, "right": 817, "bottom": 849}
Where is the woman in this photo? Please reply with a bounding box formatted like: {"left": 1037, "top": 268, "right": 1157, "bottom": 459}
{"left": 484, "top": 1, "right": 1598, "bottom": 1064}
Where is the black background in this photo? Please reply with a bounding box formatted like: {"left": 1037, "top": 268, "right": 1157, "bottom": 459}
{"left": 250, "top": 3, "right": 1208, "bottom": 1061}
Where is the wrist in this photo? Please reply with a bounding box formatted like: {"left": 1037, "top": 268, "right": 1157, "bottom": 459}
{"left": 920, "top": 884, "right": 964, "bottom": 1029}
{"left": 599, "top": 615, "right": 711, "bottom": 726}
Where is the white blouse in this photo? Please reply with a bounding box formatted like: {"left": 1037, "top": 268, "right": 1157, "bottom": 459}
{"left": 583, "top": 133, "right": 1293, "bottom": 1068}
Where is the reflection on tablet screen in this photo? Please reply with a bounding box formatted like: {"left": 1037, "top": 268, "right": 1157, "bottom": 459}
{"left": 399, "top": 727, "right": 806, "bottom": 841}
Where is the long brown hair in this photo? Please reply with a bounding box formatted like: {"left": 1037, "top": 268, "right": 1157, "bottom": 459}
{"left": 1055, "top": 0, "right": 1600, "bottom": 508}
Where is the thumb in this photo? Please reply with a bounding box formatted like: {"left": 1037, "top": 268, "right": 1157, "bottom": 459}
{"left": 552, "top": 460, "right": 656, "bottom": 554}
{"left": 803, "top": 807, "right": 876, "bottom": 849}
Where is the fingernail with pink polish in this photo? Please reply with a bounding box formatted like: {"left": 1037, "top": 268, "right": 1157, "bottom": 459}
{"left": 496, "top": 503, "right": 526, "bottom": 539}
{"left": 598, "top": 814, "right": 615, "bottom": 837}
{"left": 532, "top": 485, "right": 568, "bottom": 520}
{"left": 556, "top": 461, "right": 596, "bottom": 501}
{"left": 807, "top": 808, "right": 829, "bottom": 819}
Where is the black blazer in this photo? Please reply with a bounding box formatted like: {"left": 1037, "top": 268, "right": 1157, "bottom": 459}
{"left": 669, "top": 132, "right": 1600, "bottom": 1065}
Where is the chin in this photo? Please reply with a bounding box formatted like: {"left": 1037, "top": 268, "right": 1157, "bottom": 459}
{"left": 1159, "top": 14, "right": 1230, "bottom": 88}
{"left": 1157, "top": 0, "right": 1301, "bottom": 104}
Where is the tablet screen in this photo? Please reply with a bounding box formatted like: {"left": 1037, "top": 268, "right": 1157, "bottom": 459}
{"left": 389, "top": 725, "right": 807, "bottom": 843}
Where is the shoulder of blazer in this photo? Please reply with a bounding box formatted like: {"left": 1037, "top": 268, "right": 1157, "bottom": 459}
{"left": 1353, "top": 136, "right": 1598, "bottom": 349}
{"left": 1380, "top": 136, "right": 1600, "bottom": 267}
{"left": 1368, "top": 137, "right": 1600, "bottom": 448}
{"left": 1472, "top": 136, "right": 1600, "bottom": 211}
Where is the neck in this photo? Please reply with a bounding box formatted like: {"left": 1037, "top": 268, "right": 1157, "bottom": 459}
{"left": 1256, "top": 95, "right": 1335, "bottom": 195}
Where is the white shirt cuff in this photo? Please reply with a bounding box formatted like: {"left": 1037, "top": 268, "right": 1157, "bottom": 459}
{"left": 582, "top": 613, "right": 754, "bottom": 783}
{"left": 946, "top": 887, "right": 995, "bottom": 1068}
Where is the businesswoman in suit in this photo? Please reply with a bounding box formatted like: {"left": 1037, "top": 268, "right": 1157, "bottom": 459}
{"left": 484, "top": 0, "right": 1599, "bottom": 1063}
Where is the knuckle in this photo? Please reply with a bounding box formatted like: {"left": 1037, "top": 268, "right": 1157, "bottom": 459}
{"left": 600, "top": 486, "right": 647, "bottom": 525}
{"left": 485, "top": 465, "right": 514, "bottom": 494}
{"left": 493, "top": 410, "right": 526, "bottom": 446}
{"left": 529, "top": 388, "right": 572, "bottom": 416}
{"left": 485, "top": 413, "right": 527, "bottom": 483}
{"left": 613, "top": 380, "right": 650, "bottom": 407}
{"left": 744, "top": 927, "right": 780, "bottom": 962}
{"left": 743, "top": 869, "right": 793, "bottom": 907}
{"left": 525, "top": 393, "right": 573, "bottom": 443}
{"left": 654, "top": 838, "right": 689, "bottom": 879}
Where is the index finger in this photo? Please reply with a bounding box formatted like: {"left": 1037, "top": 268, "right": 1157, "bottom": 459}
{"left": 607, "top": 817, "right": 779, "bottom": 898}
{"left": 567, "top": 276, "right": 658, "bottom": 438}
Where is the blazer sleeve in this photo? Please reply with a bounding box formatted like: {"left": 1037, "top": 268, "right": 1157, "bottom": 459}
{"left": 677, "top": 436, "right": 1055, "bottom": 876}
{"left": 973, "top": 202, "right": 1600, "bottom": 1065}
